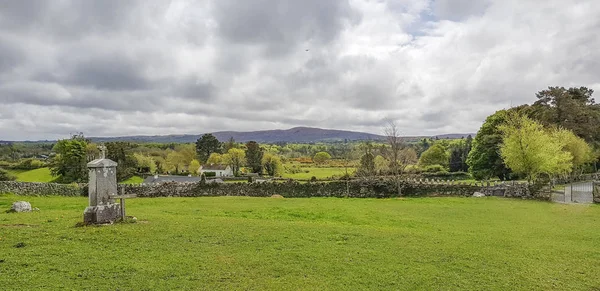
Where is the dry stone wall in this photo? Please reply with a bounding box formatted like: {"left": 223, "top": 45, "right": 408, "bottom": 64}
{"left": 0, "top": 179, "right": 536, "bottom": 199}
{"left": 0, "top": 181, "right": 84, "bottom": 196}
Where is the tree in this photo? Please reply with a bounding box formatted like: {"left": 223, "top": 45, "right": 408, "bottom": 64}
{"left": 176, "top": 144, "right": 197, "bottom": 165}
{"left": 418, "top": 144, "right": 448, "bottom": 169}
{"left": 551, "top": 127, "right": 594, "bottom": 174}
{"left": 467, "top": 110, "right": 512, "bottom": 180}
{"left": 448, "top": 137, "right": 471, "bottom": 172}
{"left": 374, "top": 155, "right": 389, "bottom": 175}
{"left": 245, "top": 141, "right": 264, "bottom": 173}
{"left": 105, "top": 142, "right": 138, "bottom": 181}
{"left": 416, "top": 138, "right": 432, "bottom": 157}
{"left": 188, "top": 159, "right": 201, "bottom": 176}
{"left": 262, "top": 153, "right": 283, "bottom": 176}
{"left": 134, "top": 153, "right": 157, "bottom": 174}
{"left": 223, "top": 148, "right": 245, "bottom": 176}
{"left": 398, "top": 147, "right": 418, "bottom": 169}
{"left": 196, "top": 134, "right": 222, "bottom": 163}
{"left": 165, "top": 151, "right": 186, "bottom": 174}
{"left": 223, "top": 137, "right": 237, "bottom": 152}
{"left": 384, "top": 120, "right": 404, "bottom": 196}
{"left": 499, "top": 113, "right": 572, "bottom": 183}
{"left": 356, "top": 142, "right": 376, "bottom": 177}
{"left": 531, "top": 87, "right": 600, "bottom": 143}
{"left": 50, "top": 136, "right": 88, "bottom": 183}
{"left": 206, "top": 153, "right": 223, "bottom": 165}
{"left": 313, "top": 152, "right": 332, "bottom": 165}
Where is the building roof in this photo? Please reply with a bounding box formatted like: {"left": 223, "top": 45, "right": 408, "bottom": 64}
{"left": 202, "top": 164, "right": 229, "bottom": 171}
{"left": 143, "top": 175, "right": 202, "bottom": 184}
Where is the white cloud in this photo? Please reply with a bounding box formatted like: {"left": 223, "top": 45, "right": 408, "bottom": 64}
{"left": 0, "top": 0, "right": 599, "bottom": 140}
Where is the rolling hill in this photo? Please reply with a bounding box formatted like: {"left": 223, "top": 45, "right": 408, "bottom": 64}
{"left": 88, "top": 127, "right": 473, "bottom": 143}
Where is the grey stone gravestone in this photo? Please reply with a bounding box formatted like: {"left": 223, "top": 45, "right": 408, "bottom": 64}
{"left": 83, "top": 146, "right": 121, "bottom": 224}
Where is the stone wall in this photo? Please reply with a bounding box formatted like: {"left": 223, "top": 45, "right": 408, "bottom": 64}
{"left": 0, "top": 181, "right": 84, "bottom": 196}
{"left": 594, "top": 182, "right": 600, "bottom": 204}
{"left": 0, "top": 179, "right": 535, "bottom": 199}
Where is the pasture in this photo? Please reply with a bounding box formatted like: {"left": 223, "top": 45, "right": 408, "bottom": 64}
{"left": 7, "top": 167, "right": 56, "bottom": 183}
{"left": 1, "top": 195, "right": 599, "bottom": 290}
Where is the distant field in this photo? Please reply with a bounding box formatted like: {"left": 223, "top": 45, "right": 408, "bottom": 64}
{"left": 121, "top": 176, "right": 144, "bottom": 184}
{"left": 0, "top": 195, "right": 599, "bottom": 290}
{"left": 282, "top": 166, "right": 355, "bottom": 180}
{"left": 7, "top": 167, "right": 56, "bottom": 183}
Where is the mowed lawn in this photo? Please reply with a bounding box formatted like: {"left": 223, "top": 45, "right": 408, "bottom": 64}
{"left": 1, "top": 196, "right": 600, "bottom": 290}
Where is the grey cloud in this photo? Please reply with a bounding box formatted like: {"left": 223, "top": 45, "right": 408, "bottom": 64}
{"left": 432, "top": 0, "right": 491, "bottom": 21}
{"left": 0, "top": 37, "right": 24, "bottom": 73}
{"left": 213, "top": 0, "right": 359, "bottom": 56}
{"left": 1, "top": 0, "right": 600, "bottom": 140}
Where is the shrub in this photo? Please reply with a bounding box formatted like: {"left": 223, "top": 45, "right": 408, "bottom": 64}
{"left": 0, "top": 169, "right": 16, "bottom": 181}
{"left": 422, "top": 165, "right": 446, "bottom": 173}
{"left": 404, "top": 165, "right": 420, "bottom": 174}
{"left": 204, "top": 172, "right": 216, "bottom": 177}
{"left": 13, "top": 159, "right": 46, "bottom": 170}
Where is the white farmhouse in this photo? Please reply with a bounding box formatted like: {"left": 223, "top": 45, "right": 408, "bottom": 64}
{"left": 199, "top": 164, "right": 234, "bottom": 177}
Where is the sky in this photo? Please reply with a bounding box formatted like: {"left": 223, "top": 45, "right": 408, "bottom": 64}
{"left": 1, "top": 0, "right": 599, "bottom": 141}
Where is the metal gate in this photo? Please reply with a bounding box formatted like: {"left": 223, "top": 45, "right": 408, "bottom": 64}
{"left": 553, "top": 181, "right": 594, "bottom": 203}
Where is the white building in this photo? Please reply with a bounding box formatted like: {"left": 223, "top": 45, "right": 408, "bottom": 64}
{"left": 199, "top": 164, "right": 234, "bottom": 177}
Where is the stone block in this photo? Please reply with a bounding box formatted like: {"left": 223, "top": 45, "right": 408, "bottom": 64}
{"left": 83, "top": 204, "right": 121, "bottom": 224}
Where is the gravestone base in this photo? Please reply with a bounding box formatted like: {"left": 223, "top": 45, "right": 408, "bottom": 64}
{"left": 83, "top": 204, "right": 121, "bottom": 224}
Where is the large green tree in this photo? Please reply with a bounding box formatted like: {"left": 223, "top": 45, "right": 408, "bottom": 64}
{"left": 245, "top": 141, "right": 264, "bottom": 173}
{"left": 51, "top": 135, "right": 88, "bottom": 183}
{"left": 222, "top": 148, "right": 245, "bottom": 176}
{"left": 530, "top": 87, "right": 600, "bottom": 144}
{"left": 466, "top": 110, "right": 512, "bottom": 180}
{"left": 313, "top": 152, "right": 332, "bottom": 165}
{"left": 261, "top": 153, "right": 283, "bottom": 176}
{"left": 418, "top": 144, "right": 448, "bottom": 169}
{"left": 105, "top": 142, "right": 138, "bottom": 182}
{"left": 499, "top": 113, "right": 572, "bottom": 183}
{"left": 196, "top": 134, "right": 222, "bottom": 163}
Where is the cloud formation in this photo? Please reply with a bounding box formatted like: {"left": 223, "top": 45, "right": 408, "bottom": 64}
{"left": 1, "top": 0, "right": 599, "bottom": 140}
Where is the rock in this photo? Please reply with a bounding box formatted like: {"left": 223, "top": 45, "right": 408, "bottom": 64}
{"left": 271, "top": 194, "right": 284, "bottom": 198}
{"left": 472, "top": 192, "right": 486, "bottom": 198}
{"left": 10, "top": 201, "right": 32, "bottom": 212}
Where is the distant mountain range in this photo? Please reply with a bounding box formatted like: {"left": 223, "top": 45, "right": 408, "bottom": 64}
{"left": 88, "top": 127, "right": 473, "bottom": 144}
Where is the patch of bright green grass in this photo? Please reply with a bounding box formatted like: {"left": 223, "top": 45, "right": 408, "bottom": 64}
{"left": 282, "top": 167, "right": 355, "bottom": 180}
{"left": 1, "top": 196, "right": 599, "bottom": 290}
{"left": 121, "top": 176, "right": 144, "bottom": 184}
{"left": 7, "top": 167, "right": 56, "bottom": 183}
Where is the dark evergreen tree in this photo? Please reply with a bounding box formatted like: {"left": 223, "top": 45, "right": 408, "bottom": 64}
{"left": 195, "top": 134, "right": 222, "bottom": 163}
{"left": 245, "top": 141, "right": 264, "bottom": 173}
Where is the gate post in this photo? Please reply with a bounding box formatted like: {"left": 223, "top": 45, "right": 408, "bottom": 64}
{"left": 593, "top": 182, "right": 599, "bottom": 204}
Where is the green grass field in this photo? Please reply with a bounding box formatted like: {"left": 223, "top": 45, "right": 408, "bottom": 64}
{"left": 282, "top": 166, "right": 355, "bottom": 180}
{"left": 7, "top": 167, "right": 56, "bottom": 183}
{"left": 1, "top": 195, "right": 599, "bottom": 290}
{"left": 121, "top": 176, "right": 144, "bottom": 184}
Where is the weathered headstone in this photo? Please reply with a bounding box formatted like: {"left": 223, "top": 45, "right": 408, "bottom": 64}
{"left": 83, "top": 146, "right": 121, "bottom": 224}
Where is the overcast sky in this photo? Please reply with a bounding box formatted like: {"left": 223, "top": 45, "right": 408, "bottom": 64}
{"left": 1, "top": 0, "right": 599, "bottom": 140}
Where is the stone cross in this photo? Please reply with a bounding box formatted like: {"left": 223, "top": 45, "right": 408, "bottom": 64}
{"left": 83, "top": 150, "right": 120, "bottom": 224}
{"left": 98, "top": 145, "right": 107, "bottom": 159}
